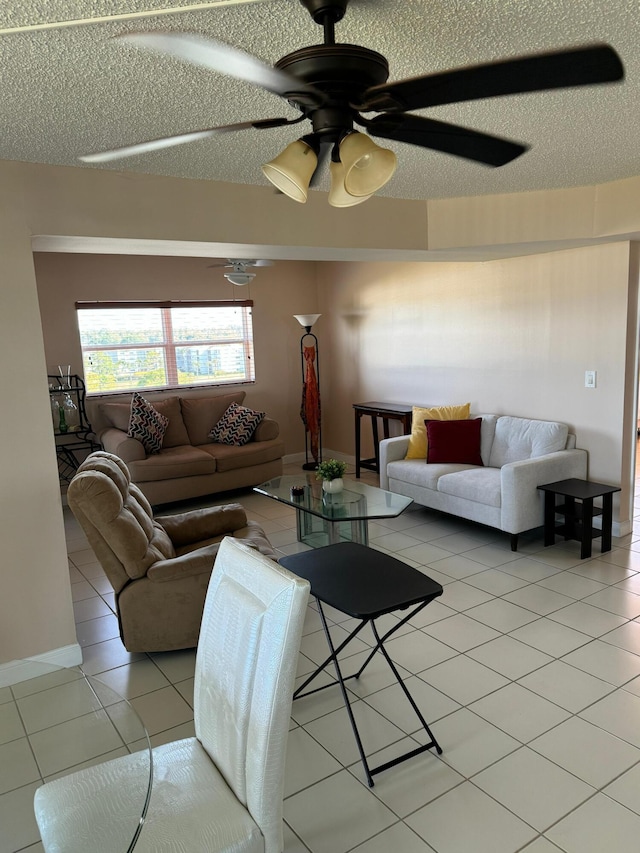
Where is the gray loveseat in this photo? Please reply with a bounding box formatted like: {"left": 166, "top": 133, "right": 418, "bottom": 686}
{"left": 96, "top": 390, "right": 284, "bottom": 506}
{"left": 380, "top": 414, "right": 587, "bottom": 549}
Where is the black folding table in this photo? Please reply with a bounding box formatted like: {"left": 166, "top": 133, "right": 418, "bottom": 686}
{"left": 280, "top": 542, "right": 444, "bottom": 786}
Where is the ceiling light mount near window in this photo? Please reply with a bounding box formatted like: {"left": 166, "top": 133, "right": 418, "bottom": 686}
{"left": 207, "top": 258, "right": 274, "bottom": 285}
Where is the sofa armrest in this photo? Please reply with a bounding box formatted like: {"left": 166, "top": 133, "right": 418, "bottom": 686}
{"left": 156, "top": 503, "right": 248, "bottom": 547}
{"left": 501, "top": 448, "right": 588, "bottom": 533}
{"left": 379, "top": 436, "right": 410, "bottom": 489}
{"left": 147, "top": 545, "right": 219, "bottom": 583}
{"left": 99, "top": 428, "right": 146, "bottom": 463}
{"left": 252, "top": 417, "right": 279, "bottom": 442}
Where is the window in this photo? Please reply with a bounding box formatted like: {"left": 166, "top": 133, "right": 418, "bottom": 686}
{"left": 76, "top": 301, "right": 255, "bottom": 394}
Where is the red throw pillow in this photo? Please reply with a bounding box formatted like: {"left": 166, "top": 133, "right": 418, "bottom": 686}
{"left": 425, "top": 418, "right": 483, "bottom": 465}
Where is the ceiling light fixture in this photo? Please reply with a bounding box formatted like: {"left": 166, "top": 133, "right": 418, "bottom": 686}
{"left": 262, "top": 131, "right": 397, "bottom": 206}
{"left": 224, "top": 271, "right": 256, "bottom": 285}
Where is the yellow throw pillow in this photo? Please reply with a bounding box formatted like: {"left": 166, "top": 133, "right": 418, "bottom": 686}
{"left": 405, "top": 403, "right": 471, "bottom": 459}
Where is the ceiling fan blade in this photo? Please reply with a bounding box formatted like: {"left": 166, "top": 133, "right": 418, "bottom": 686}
{"left": 79, "top": 117, "right": 294, "bottom": 163}
{"left": 309, "top": 141, "right": 332, "bottom": 187}
{"left": 117, "top": 32, "right": 325, "bottom": 107}
{"left": 358, "top": 43, "right": 624, "bottom": 113}
{"left": 363, "top": 114, "right": 528, "bottom": 167}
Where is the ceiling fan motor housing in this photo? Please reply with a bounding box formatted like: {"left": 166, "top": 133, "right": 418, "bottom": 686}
{"left": 275, "top": 44, "right": 389, "bottom": 139}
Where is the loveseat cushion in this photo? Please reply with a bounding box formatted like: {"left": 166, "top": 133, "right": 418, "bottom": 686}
{"left": 101, "top": 395, "right": 190, "bottom": 448}
{"left": 488, "top": 417, "right": 569, "bottom": 467}
{"left": 387, "top": 459, "right": 477, "bottom": 490}
{"left": 180, "top": 392, "right": 247, "bottom": 446}
{"left": 437, "top": 467, "right": 503, "bottom": 508}
{"left": 198, "top": 438, "right": 285, "bottom": 473}
{"left": 128, "top": 446, "right": 216, "bottom": 483}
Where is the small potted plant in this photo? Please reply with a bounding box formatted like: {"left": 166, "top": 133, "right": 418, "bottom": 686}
{"left": 316, "top": 458, "right": 347, "bottom": 493}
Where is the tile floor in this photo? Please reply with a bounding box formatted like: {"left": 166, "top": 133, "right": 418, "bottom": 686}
{"left": 4, "top": 463, "right": 640, "bottom": 851}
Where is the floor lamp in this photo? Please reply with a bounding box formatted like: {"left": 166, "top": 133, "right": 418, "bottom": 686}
{"left": 294, "top": 313, "right": 322, "bottom": 470}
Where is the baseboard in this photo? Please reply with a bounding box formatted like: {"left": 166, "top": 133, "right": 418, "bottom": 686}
{"left": 0, "top": 643, "right": 83, "bottom": 688}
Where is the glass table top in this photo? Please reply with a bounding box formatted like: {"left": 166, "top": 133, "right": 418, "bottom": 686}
{"left": 254, "top": 474, "right": 413, "bottom": 522}
{"left": 4, "top": 661, "right": 152, "bottom": 853}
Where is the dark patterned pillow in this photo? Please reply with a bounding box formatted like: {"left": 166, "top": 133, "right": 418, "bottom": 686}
{"left": 128, "top": 393, "right": 169, "bottom": 454}
{"left": 208, "top": 402, "right": 266, "bottom": 446}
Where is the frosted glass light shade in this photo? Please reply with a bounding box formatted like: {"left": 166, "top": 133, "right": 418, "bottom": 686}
{"left": 328, "top": 160, "right": 372, "bottom": 207}
{"left": 340, "top": 132, "right": 397, "bottom": 197}
{"left": 262, "top": 140, "right": 318, "bottom": 203}
{"left": 224, "top": 272, "right": 255, "bottom": 285}
{"left": 294, "top": 314, "right": 321, "bottom": 329}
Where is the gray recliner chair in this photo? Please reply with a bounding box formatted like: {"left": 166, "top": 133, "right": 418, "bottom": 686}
{"left": 67, "top": 451, "right": 277, "bottom": 652}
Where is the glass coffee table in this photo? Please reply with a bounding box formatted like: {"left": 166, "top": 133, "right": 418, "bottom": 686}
{"left": 254, "top": 474, "right": 412, "bottom": 548}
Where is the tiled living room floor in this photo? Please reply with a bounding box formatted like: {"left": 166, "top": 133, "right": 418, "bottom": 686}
{"left": 5, "top": 464, "right": 640, "bottom": 852}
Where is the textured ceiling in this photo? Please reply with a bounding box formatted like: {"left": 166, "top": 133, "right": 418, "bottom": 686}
{"left": 2, "top": 0, "right": 639, "bottom": 201}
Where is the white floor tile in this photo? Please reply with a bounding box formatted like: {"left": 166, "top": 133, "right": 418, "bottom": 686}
{"left": 546, "top": 792, "right": 640, "bottom": 852}
{"left": 382, "top": 630, "right": 458, "bottom": 674}
{"left": 427, "top": 553, "right": 490, "bottom": 579}
{"left": 465, "top": 598, "right": 539, "bottom": 632}
{"left": 469, "top": 683, "right": 570, "bottom": 743}
{"left": 422, "top": 612, "right": 501, "bottom": 652}
{"left": 434, "top": 708, "right": 520, "bottom": 778}
{"left": 502, "top": 584, "right": 575, "bottom": 615}
{"left": 562, "top": 638, "right": 640, "bottom": 685}
{"left": 579, "top": 689, "right": 640, "bottom": 748}
{"left": 0, "top": 782, "right": 43, "bottom": 852}
{"left": 421, "top": 654, "right": 510, "bottom": 705}
{"left": 467, "top": 635, "right": 553, "bottom": 680}
{"left": 0, "top": 739, "right": 41, "bottom": 795}
{"left": 284, "top": 770, "right": 396, "bottom": 853}
{"left": 405, "top": 781, "right": 537, "bottom": 853}
{"left": 473, "top": 746, "right": 594, "bottom": 831}
{"left": 465, "top": 569, "right": 529, "bottom": 595}
{"left": 509, "top": 617, "right": 592, "bottom": 657}
{"left": 284, "top": 727, "right": 342, "bottom": 797}
{"left": 536, "top": 572, "right": 607, "bottom": 600}
{"left": 349, "top": 822, "right": 434, "bottom": 853}
{"left": 603, "top": 762, "right": 640, "bottom": 815}
{"left": 581, "top": 586, "right": 640, "bottom": 619}
{"left": 546, "top": 601, "right": 627, "bottom": 637}
{"left": 362, "top": 675, "right": 460, "bottom": 733}
{"left": 530, "top": 716, "right": 640, "bottom": 787}
{"left": 438, "top": 580, "right": 494, "bottom": 611}
{"left": 517, "top": 659, "right": 615, "bottom": 712}
{"left": 600, "top": 619, "right": 640, "bottom": 655}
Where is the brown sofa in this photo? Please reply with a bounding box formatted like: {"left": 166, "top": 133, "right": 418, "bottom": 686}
{"left": 68, "top": 452, "right": 278, "bottom": 652}
{"left": 96, "top": 390, "right": 284, "bottom": 505}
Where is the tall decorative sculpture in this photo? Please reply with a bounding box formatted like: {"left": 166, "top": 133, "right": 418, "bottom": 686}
{"left": 294, "top": 314, "right": 322, "bottom": 470}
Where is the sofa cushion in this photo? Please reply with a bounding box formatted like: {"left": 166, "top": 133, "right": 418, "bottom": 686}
{"left": 387, "top": 458, "right": 476, "bottom": 490}
{"left": 199, "top": 438, "right": 284, "bottom": 473}
{"left": 149, "top": 397, "right": 191, "bottom": 448}
{"left": 101, "top": 395, "right": 190, "bottom": 448}
{"left": 128, "top": 393, "right": 169, "bottom": 454}
{"left": 128, "top": 446, "right": 216, "bottom": 483}
{"left": 488, "top": 417, "right": 569, "bottom": 467}
{"left": 208, "top": 402, "right": 265, "bottom": 446}
{"left": 426, "top": 418, "right": 483, "bottom": 465}
{"left": 252, "top": 417, "right": 279, "bottom": 442}
{"left": 405, "top": 403, "right": 471, "bottom": 460}
{"left": 180, "top": 392, "right": 247, "bottom": 446}
{"left": 437, "top": 467, "right": 503, "bottom": 508}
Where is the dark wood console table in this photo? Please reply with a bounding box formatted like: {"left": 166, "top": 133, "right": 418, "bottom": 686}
{"left": 353, "top": 401, "right": 412, "bottom": 478}
{"left": 538, "top": 478, "right": 620, "bottom": 559}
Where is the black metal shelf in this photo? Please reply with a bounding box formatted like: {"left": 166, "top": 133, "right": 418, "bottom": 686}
{"left": 48, "top": 374, "right": 101, "bottom": 483}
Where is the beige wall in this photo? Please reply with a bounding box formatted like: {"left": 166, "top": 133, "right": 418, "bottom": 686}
{"left": 319, "top": 243, "right": 636, "bottom": 521}
{"left": 34, "top": 253, "right": 317, "bottom": 454}
{"left": 3, "top": 155, "right": 640, "bottom": 664}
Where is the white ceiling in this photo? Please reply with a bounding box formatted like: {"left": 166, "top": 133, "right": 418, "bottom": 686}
{"left": 3, "top": 0, "right": 640, "bottom": 203}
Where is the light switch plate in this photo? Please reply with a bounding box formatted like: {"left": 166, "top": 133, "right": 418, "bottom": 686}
{"left": 585, "top": 370, "right": 597, "bottom": 388}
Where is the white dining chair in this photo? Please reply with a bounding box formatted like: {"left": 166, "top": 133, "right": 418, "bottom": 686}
{"left": 34, "top": 537, "right": 310, "bottom": 853}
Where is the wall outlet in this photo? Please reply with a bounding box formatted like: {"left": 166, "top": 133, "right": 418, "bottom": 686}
{"left": 585, "top": 370, "right": 597, "bottom": 388}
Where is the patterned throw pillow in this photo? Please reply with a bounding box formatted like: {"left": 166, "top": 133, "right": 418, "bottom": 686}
{"left": 128, "top": 393, "right": 169, "bottom": 454}
{"left": 208, "top": 402, "right": 266, "bottom": 446}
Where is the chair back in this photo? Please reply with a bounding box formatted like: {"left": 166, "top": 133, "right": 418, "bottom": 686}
{"left": 194, "top": 537, "right": 310, "bottom": 853}
{"left": 67, "top": 451, "right": 175, "bottom": 593}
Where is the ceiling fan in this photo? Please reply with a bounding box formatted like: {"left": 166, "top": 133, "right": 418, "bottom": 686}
{"left": 207, "top": 258, "right": 274, "bottom": 285}
{"left": 81, "top": 0, "right": 624, "bottom": 207}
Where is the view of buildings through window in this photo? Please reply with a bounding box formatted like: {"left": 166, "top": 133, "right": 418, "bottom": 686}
{"left": 76, "top": 301, "right": 255, "bottom": 393}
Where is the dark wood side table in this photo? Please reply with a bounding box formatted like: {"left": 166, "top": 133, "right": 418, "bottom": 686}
{"left": 538, "top": 478, "right": 621, "bottom": 559}
{"left": 353, "top": 401, "right": 412, "bottom": 478}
